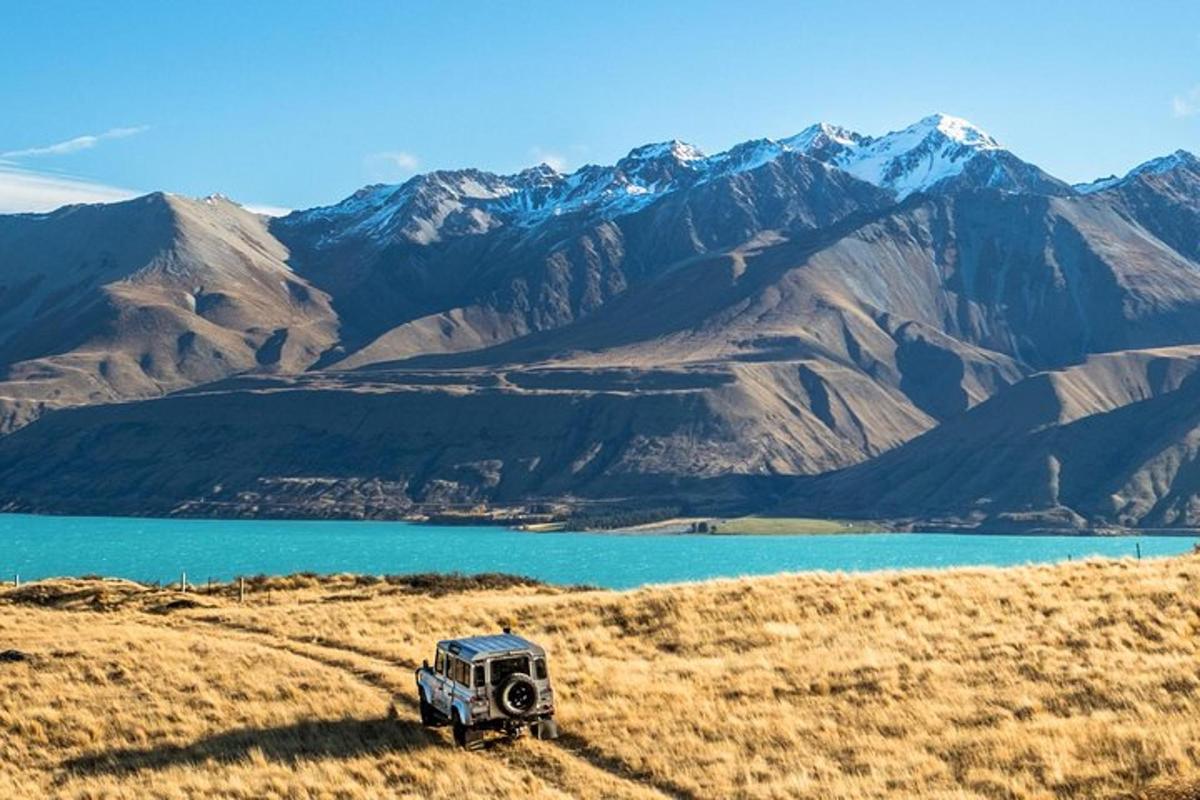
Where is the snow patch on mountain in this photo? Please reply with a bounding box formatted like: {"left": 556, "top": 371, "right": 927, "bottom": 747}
{"left": 284, "top": 140, "right": 725, "bottom": 247}
{"left": 1075, "top": 150, "right": 1200, "bottom": 194}
{"left": 283, "top": 113, "right": 1034, "bottom": 248}
{"left": 782, "top": 122, "right": 864, "bottom": 153}
{"left": 815, "top": 114, "right": 1003, "bottom": 199}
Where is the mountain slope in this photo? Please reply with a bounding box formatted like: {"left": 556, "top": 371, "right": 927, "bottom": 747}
{"left": 0, "top": 193, "right": 338, "bottom": 431}
{"left": 0, "top": 357, "right": 937, "bottom": 517}
{"left": 1078, "top": 150, "right": 1200, "bottom": 262}
{"left": 275, "top": 151, "right": 894, "bottom": 363}
{"left": 395, "top": 182, "right": 1200, "bottom": 407}
{"left": 784, "top": 346, "right": 1200, "bottom": 529}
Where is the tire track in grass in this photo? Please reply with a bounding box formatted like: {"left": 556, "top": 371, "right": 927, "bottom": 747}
{"left": 160, "top": 611, "right": 682, "bottom": 800}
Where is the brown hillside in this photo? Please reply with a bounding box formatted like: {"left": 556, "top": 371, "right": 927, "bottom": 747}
{"left": 0, "top": 194, "right": 337, "bottom": 432}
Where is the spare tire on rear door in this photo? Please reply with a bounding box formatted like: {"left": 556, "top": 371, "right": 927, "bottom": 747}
{"left": 497, "top": 674, "right": 538, "bottom": 717}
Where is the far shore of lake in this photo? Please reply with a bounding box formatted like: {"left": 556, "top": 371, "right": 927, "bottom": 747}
{"left": 596, "top": 516, "right": 885, "bottom": 535}
{"left": 519, "top": 515, "right": 1200, "bottom": 538}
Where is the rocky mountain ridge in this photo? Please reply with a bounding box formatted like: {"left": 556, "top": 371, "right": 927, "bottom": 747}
{"left": 3, "top": 114, "right": 1200, "bottom": 530}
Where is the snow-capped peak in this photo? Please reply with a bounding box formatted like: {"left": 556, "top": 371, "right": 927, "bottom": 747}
{"left": 774, "top": 114, "right": 1013, "bottom": 198}
{"left": 782, "top": 122, "right": 863, "bottom": 152}
{"left": 622, "top": 139, "right": 706, "bottom": 163}
{"left": 514, "top": 163, "right": 562, "bottom": 186}
{"left": 919, "top": 113, "right": 1001, "bottom": 149}
{"left": 1075, "top": 149, "right": 1200, "bottom": 194}
{"left": 1141, "top": 149, "right": 1200, "bottom": 174}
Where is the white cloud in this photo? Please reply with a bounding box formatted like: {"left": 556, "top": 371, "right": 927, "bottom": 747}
{"left": 0, "top": 167, "right": 139, "bottom": 213}
{"left": 379, "top": 151, "right": 419, "bottom": 171}
{"left": 244, "top": 203, "right": 292, "bottom": 217}
{"left": 1, "top": 125, "right": 150, "bottom": 159}
{"left": 364, "top": 150, "right": 421, "bottom": 181}
{"left": 1173, "top": 86, "right": 1200, "bottom": 118}
{"left": 0, "top": 167, "right": 296, "bottom": 218}
{"left": 530, "top": 146, "right": 568, "bottom": 172}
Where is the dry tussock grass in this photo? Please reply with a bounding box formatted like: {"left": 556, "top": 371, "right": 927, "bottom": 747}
{"left": 2, "top": 556, "right": 1199, "bottom": 798}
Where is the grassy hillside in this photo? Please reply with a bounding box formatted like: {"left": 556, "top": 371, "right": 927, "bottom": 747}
{"left": 2, "top": 558, "right": 1200, "bottom": 799}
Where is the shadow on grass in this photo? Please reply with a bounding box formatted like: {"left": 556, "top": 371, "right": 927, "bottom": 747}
{"left": 62, "top": 716, "right": 436, "bottom": 776}
{"left": 553, "top": 731, "right": 701, "bottom": 800}
{"left": 61, "top": 707, "right": 702, "bottom": 799}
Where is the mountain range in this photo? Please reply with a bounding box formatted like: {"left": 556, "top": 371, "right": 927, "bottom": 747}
{"left": 3, "top": 113, "right": 1200, "bottom": 530}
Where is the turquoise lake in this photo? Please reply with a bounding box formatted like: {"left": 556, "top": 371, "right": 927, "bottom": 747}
{"left": 1, "top": 514, "right": 1196, "bottom": 589}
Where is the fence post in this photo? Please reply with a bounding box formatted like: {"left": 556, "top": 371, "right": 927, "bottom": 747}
{"left": 239, "top": 576, "right": 245, "bottom": 604}
{"left": 1136, "top": 542, "right": 1142, "bottom": 561}
{"left": 181, "top": 571, "right": 188, "bottom": 593}
{"left": 13, "top": 573, "right": 19, "bottom": 589}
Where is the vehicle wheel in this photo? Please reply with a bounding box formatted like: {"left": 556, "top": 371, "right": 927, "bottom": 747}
{"left": 452, "top": 712, "right": 468, "bottom": 748}
{"left": 497, "top": 674, "right": 539, "bottom": 717}
{"left": 419, "top": 694, "right": 438, "bottom": 727}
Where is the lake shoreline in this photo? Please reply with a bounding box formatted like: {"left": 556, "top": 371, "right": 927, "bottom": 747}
{"left": 6, "top": 507, "right": 1200, "bottom": 538}
{"left": 543, "top": 515, "right": 1200, "bottom": 538}
{"left": 6, "top": 545, "right": 1200, "bottom": 597}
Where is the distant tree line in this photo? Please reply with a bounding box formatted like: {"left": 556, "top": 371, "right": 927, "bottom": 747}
{"left": 567, "top": 506, "right": 683, "bottom": 530}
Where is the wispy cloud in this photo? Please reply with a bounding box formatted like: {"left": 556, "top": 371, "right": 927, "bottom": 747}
{"left": 0, "top": 167, "right": 139, "bottom": 213}
{"left": 1173, "top": 86, "right": 1200, "bottom": 118}
{"left": 1, "top": 125, "right": 150, "bottom": 160}
{"left": 243, "top": 203, "right": 292, "bottom": 217}
{"left": 530, "top": 146, "right": 569, "bottom": 172}
{"left": 364, "top": 150, "right": 421, "bottom": 181}
{"left": 379, "top": 151, "right": 420, "bottom": 171}
{"left": 0, "top": 167, "right": 296, "bottom": 217}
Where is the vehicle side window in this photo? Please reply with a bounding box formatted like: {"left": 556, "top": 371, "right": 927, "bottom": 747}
{"left": 474, "top": 664, "right": 486, "bottom": 687}
{"left": 434, "top": 649, "right": 446, "bottom": 675}
{"left": 453, "top": 658, "right": 467, "bottom": 685}
{"left": 534, "top": 658, "right": 548, "bottom": 680}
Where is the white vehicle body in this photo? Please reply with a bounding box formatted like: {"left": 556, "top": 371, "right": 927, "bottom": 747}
{"left": 413, "top": 631, "right": 558, "bottom": 746}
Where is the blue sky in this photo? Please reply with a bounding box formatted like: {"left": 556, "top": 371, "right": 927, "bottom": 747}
{"left": 2, "top": 0, "right": 1200, "bottom": 213}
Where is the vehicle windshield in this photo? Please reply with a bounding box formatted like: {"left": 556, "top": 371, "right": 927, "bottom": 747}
{"left": 490, "top": 655, "right": 530, "bottom": 684}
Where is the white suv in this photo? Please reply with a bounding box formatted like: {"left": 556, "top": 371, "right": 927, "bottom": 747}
{"left": 413, "top": 629, "right": 559, "bottom": 747}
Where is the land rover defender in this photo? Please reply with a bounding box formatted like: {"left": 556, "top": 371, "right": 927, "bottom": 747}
{"left": 414, "top": 630, "right": 558, "bottom": 747}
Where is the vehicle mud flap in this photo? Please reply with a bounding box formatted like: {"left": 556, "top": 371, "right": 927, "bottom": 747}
{"left": 533, "top": 719, "right": 559, "bottom": 740}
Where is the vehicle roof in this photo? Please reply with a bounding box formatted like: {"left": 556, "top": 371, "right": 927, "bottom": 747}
{"left": 438, "top": 633, "right": 546, "bottom": 661}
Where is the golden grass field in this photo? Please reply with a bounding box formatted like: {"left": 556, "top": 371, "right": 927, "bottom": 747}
{"left": 2, "top": 556, "right": 1200, "bottom": 799}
